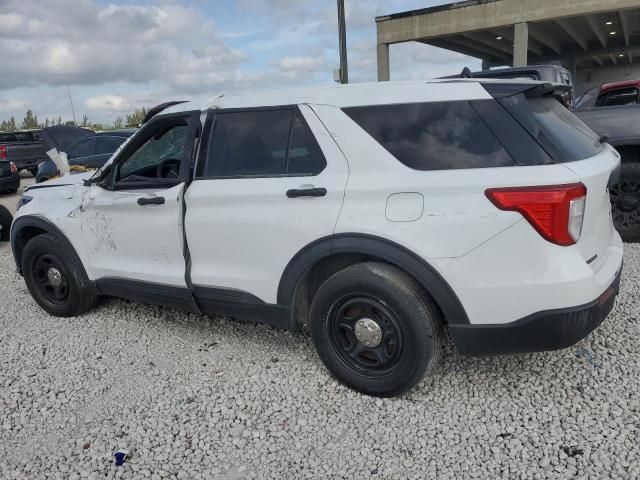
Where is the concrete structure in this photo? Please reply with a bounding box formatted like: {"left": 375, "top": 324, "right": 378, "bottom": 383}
{"left": 376, "top": 0, "right": 640, "bottom": 92}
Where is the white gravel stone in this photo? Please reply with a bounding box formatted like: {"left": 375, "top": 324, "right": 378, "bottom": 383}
{"left": 0, "top": 229, "right": 639, "bottom": 479}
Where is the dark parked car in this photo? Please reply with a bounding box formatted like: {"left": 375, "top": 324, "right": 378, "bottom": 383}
{"left": 0, "top": 131, "right": 47, "bottom": 176}
{"left": 573, "top": 80, "right": 640, "bottom": 242}
{"left": 36, "top": 129, "right": 136, "bottom": 183}
{"left": 0, "top": 204, "right": 12, "bottom": 242}
{"left": 0, "top": 157, "right": 20, "bottom": 194}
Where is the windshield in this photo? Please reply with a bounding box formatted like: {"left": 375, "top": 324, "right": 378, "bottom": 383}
{"left": 575, "top": 86, "right": 599, "bottom": 110}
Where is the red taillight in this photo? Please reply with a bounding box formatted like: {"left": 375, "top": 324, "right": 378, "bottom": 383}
{"left": 10, "top": 162, "right": 17, "bottom": 174}
{"left": 0, "top": 145, "right": 7, "bottom": 160}
{"left": 485, "top": 183, "right": 587, "bottom": 246}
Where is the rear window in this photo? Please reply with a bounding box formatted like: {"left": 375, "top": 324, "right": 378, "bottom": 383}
{"left": 500, "top": 94, "right": 604, "bottom": 162}
{"left": 0, "top": 133, "right": 18, "bottom": 142}
{"left": 344, "top": 101, "right": 515, "bottom": 171}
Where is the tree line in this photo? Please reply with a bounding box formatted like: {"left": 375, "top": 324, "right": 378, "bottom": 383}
{"left": 0, "top": 108, "right": 149, "bottom": 132}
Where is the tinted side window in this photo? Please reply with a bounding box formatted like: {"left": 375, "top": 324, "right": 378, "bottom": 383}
{"left": 287, "top": 111, "right": 326, "bottom": 175}
{"left": 206, "top": 109, "right": 292, "bottom": 177}
{"left": 95, "top": 136, "right": 127, "bottom": 155}
{"left": 344, "top": 101, "right": 514, "bottom": 170}
{"left": 67, "top": 138, "right": 94, "bottom": 159}
{"left": 500, "top": 94, "right": 604, "bottom": 162}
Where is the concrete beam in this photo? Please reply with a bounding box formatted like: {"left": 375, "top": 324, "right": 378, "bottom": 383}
{"left": 513, "top": 22, "right": 529, "bottom": 67}
{"left": 585, "top": 15, "right": 607, "bottom": 48}
{"left": 491, "top": 27, "right": 544, "bottom": 56}
{"left": 532, "top": 42, "right": 640, "bottom": 62}
{"left": 592, "top": 56, "right": 604, "bottom": 67}
{"left": 428, "top": 35, "right": 512, "bottom": 62}
{"left": 377, "top": 43, "right": 390, "bottom": 81}
{"left": 609, "top": 54, "right": 618, "bottom": 65}
{"left": 619, "top": 10, "right": 631, "bottom": 46}
{"left": 376, "top": 0, "right": 640, "bottom": 45}
{"left": 461, "top": 30, "right": 514, "bottom": 56}
{"left": 421, "top": 38, "right": 507, "bottom": 65}
{"left": 555, "top": 18, "right": 588, "bottom": 50}
{"left": 528, "top": 22, "right": 562, "bottom": 54}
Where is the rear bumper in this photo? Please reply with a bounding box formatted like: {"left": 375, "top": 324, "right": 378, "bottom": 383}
{"left": 13, "top": 158, "right": 41, "bottom": 170}
{"left": 450, "top": 264, "right": 622, "bottom": 356}
{"left": 0, "top": 174, "right": 20, "bottom": 191}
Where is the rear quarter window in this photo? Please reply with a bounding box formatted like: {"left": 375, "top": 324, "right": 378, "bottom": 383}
{"left": 500, "top": 94, "right": 604, "bottom": 162}
{"left": 343, "top": 101, "right": 515, "bottom": 171}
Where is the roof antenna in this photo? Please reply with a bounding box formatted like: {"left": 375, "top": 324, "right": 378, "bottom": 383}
{"left": 460, "top": 67, "right": 472, "bottom": 78}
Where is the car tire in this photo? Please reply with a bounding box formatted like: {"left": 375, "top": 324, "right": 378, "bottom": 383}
{"left": 0, "top": 205, "right": 12, "bottom": 242}
{"left": 309, "top": 262, "right": 443, "bottom": 397}
{"left": 21, "top": 233, "right": 97, "bottom": 317}
{"left": 610, "top": 162, "right": 640, "bottom": 242}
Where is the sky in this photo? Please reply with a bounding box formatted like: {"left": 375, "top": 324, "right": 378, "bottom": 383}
{"left": 0, "top": 0, "right": 480, "bottom": 126}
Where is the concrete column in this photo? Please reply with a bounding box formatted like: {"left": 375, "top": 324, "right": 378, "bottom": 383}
{"left": 513, "top": 22, "right": 528, "bottom": 67}
{"left": 565, "top": 56, "right": 577, "bottom": 83}
{"left": 377, "top": 43, "right": 390, "bottom": 81}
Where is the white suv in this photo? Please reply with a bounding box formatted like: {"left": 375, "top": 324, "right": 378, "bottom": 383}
{"left": 11, "top": 80, "right": 623, "bottom": 397}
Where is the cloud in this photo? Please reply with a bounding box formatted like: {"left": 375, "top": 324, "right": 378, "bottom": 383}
{"left": 0, "top": 0, "right": 479, "bottom": 124}
{"left": 0, "top": 1, "right": 245, "bottom": 91}
{"left": 84, "top": 95, "right": 132, "bottom": 112}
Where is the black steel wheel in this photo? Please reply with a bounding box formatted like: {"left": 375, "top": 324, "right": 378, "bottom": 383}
{"left": 310, "top": 262, "right": 442, "bottom": 397}
{"left": 329, "top": 296, "right": 404, "bottom": 375}
{"left": 22, "top": 233, "right": 97, "bottom": 316}
{"left": 31, "top": 253, "right": 69, "bottom": 307}
{"left": 610, "top": 163, "right": 640, "bottom": 242}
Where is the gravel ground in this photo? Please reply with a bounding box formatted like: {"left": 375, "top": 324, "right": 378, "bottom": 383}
{"left": 0, "top": 195, "right": 638, "bottom": 478}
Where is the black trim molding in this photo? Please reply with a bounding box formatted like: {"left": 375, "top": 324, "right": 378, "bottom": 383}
{"left": 450, "top": 266, "right": 622, "bottom": 356}
{"left": 96, "top": 278, "right": 197, "bottom": 313}
{"left": 11, "top": 215, "right": 77, "bottom": 275}
{"left": 278, "top": 233, "right": 470, "bottom": 326}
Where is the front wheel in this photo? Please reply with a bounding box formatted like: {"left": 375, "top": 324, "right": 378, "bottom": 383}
{"left": 310, "top": 262, "right": 442, "bottom": 397}
{"left": 610, "top": 162, "right": 640, "bottom": 242}
{"left": 22, "top": 234, "right": 97, "bottom": 316}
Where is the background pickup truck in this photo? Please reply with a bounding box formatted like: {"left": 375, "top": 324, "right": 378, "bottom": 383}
{"left": 0, "top": 131, "right": 47, "bottom": 176}
{"left": 574, "top": 80, "right": 640, "bottom": 242}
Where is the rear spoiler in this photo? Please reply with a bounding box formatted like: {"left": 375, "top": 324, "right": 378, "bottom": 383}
{"left": 482, "top": 82, "right": 572, "bottom": 100}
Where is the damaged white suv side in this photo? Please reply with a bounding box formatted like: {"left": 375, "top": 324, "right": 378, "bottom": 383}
{"left": 11, "top": 81, "right": 623, "bottom": 396}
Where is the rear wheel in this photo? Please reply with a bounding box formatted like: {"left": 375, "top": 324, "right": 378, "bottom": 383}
{"left": 22, "top": 234, "right": 97, "bottom": 316}
{"left": 310, "top": 262, "right": 442, "bottom": 397}
{"left": 610, "top": 162, "right": 640, "bottom": 242}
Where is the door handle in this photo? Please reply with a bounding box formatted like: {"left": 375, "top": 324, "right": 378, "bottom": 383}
{"left": 137, "top": 196, "right": 165, "bottom": 206}
{"left": 286, "top": 187, "right": 327, "bottom": 198}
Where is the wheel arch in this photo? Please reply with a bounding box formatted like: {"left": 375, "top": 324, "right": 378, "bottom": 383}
{"left": 11, "top": 216, "right": 78, "bottom": 276}
{"left": 278, "top": 233, "right": 470, "bottom": 330}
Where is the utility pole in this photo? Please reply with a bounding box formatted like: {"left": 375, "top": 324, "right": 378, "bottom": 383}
{"left": 337, "top": 0, "right": 348, "bottom": 84}
{"left": 66, "top": 85, "right": 77, "bottom": 125}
